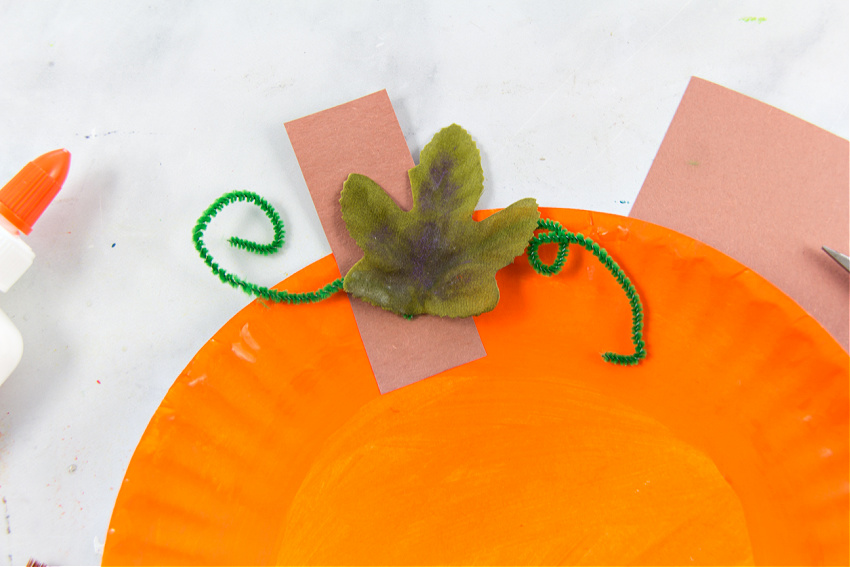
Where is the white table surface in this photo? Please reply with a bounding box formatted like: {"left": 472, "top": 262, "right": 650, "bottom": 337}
{"left": 0, "top": 1, "right": 846, "bottom": 565}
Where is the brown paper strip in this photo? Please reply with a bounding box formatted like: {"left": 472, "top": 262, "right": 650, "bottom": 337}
{"left": 285, "top": 90, "right": 486, "bottom": 393}
{"left": 631, "top": 77, "right": 849, "bottom": 351}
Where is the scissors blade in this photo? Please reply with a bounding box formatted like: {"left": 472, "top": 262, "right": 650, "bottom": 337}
{"left": 823, "top": 246, "right": 850, "bottom": 272}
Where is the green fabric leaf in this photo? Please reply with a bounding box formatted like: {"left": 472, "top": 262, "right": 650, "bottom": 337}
{"left": 340, "top": 124, "right": 540, "bottom": 318}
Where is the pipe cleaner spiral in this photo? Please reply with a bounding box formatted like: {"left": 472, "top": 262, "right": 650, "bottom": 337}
{"left": 192, "top": 190, "right": 344, "bottom": 304}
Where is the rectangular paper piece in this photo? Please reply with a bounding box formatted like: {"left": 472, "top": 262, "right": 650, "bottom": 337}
{"left": 631, "top": 77, "right": 849, "bottom": 351}
{"left": 286, "top": 90, "right": 486, "bottom": 393}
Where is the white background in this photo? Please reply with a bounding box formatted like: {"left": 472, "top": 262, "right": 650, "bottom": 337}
{"left": 0, "top": 1, "right": 846, "bottom": 564}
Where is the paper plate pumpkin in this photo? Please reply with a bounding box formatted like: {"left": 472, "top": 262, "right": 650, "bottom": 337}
{"left": 102, "top": 208, "right": 848, "bottom": 566}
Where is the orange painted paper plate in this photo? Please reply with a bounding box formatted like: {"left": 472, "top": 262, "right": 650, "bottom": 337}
{"left": 103, "top": 208, "right": 848, "bottom": 566}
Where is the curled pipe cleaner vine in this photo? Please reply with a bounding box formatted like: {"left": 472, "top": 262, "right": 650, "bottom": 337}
{"left": 193, "top": 192, "right": 646, "bottom": 365}
{"left": 527, "top": 218, "right": 646, "bottom": 365}
{"left": 192, "top": 190, "right": 344, "bottom": 304}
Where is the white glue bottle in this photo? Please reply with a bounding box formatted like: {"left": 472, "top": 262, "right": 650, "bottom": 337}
{"left": 0, "top": 149, "right": 71, "bottom": 386}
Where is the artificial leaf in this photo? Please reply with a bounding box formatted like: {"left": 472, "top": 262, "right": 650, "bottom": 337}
{"left": 340, "top": 124, "right": 539, "bottom": 318}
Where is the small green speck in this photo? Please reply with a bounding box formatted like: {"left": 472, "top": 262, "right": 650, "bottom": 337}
{"left": 687, "top": 160, "right": 700, "bottom": 166}
{"left": 739, "top": 16, "right": 767, "bottom": 23}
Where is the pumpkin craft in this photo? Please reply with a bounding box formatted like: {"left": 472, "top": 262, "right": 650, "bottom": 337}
{"left": 103, "top": 208, "right": 849, "bottom": 566}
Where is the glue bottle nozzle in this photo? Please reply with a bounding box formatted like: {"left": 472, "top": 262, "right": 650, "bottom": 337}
{"left": 0, "top": 149, "right": 71, "bottom": 235}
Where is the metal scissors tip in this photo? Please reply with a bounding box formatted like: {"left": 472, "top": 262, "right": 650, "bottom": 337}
{"left": 822, "top": 246, "right": 850, "bottom": 272}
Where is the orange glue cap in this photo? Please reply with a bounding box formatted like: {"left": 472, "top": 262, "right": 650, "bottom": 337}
{"left": 0, "top": 149, "right": 71, "bottom": 235}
